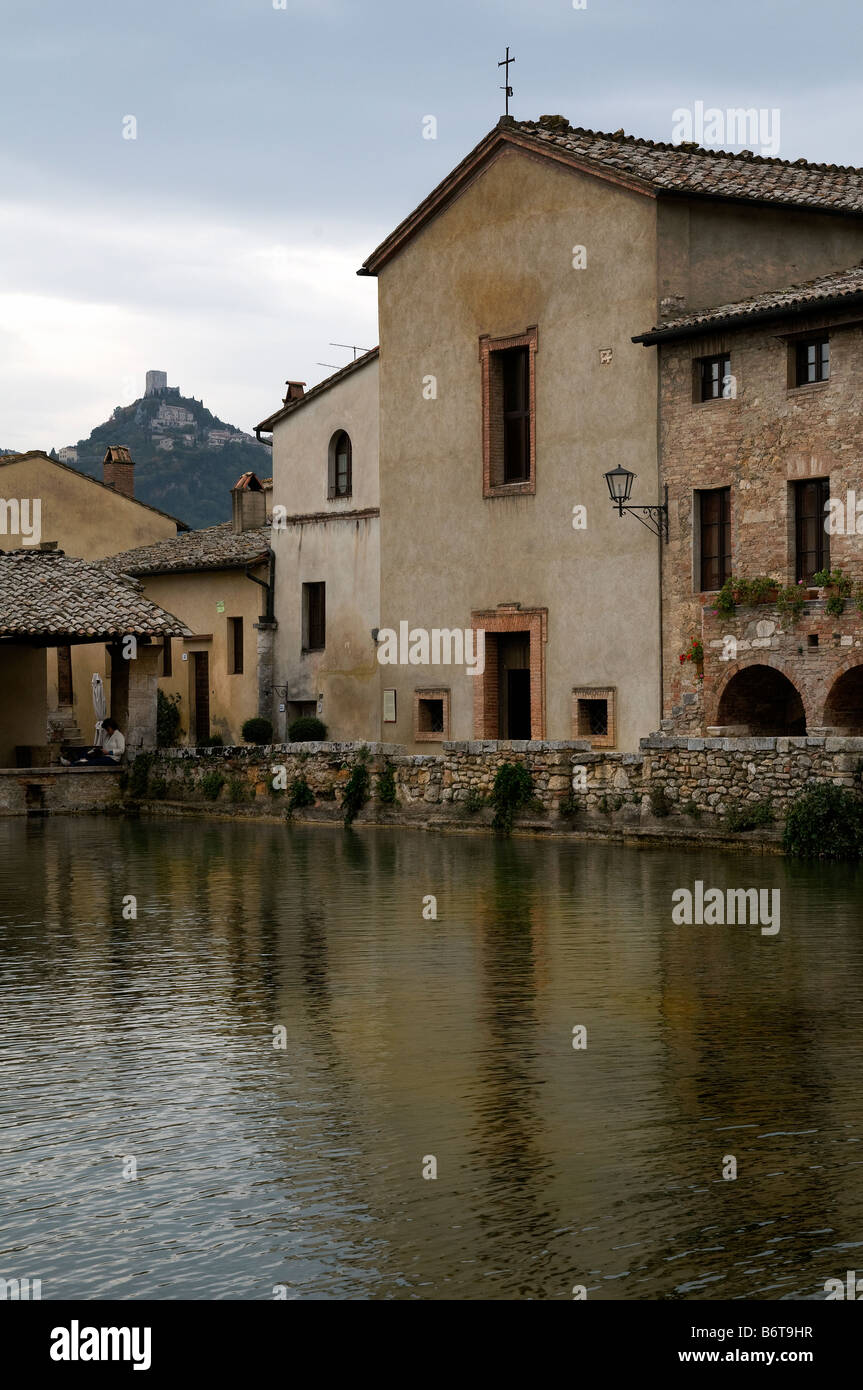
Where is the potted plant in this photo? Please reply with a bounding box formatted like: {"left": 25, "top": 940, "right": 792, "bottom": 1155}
{"left": 812, "top": 567, "right": 852, "bottom": 616}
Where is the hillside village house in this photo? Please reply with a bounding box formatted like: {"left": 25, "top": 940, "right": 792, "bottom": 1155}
{"left": 355, "top": 115, "right": 863, "bottom": 753}
{"left": 255, "top": 353, "right": 380, "bottom": 741}
{"left": 634, "top": 263, "right": 863, "bottom": 737}
{"left": 107, "top": 474, "right": 272, "bottom": 746}
{"left": 0, "top": 446, "right": 186, "bottom": 757}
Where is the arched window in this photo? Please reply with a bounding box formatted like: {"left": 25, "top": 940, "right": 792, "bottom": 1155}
{"left": 328, "top": 430, "right": 352, "bottom": 499}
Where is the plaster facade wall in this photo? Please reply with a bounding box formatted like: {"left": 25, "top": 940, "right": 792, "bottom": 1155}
{"left": 270, "top": 358, "right": 380, "bottom": 742}
{"left": 142, "top": 568, "right": 268, "bottom": 746}
{"left": 0, "top": 646, "right": 47, "bottom": 765}
{"left": 0, "top": 453, "right": 181, "bottom": 748}
{"left": 376, "top": 147, "right": 662, "bottom": 753}
{"left": 657, "top": 200, "right": 863, "bottom": 316}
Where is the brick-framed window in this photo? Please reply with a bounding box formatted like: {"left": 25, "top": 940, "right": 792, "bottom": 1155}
{"left": 572, "top": 687, "right": 616, "bottom": 748}
{"left": 695, "top": 353, "right": 732, "bottom": 402}
{"left": 791, "top": 335, "right": 830, "bottom": 388}
{"left": 480, "top": 326, "right": 538, "bottom": 497}
{"left": 302, "top": 581, "right": 326, "bottom": 652}
{"left": 414, "top": 688, "right": 450, "bottom": 742}
{"left": 697, "top": 487, "right": 731, "bottom": 591}
{"left": 794, "top": 477, "right": 830, "bottom": 582}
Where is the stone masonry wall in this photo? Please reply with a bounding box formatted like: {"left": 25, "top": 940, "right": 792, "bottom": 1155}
{"left": 118, "top": 736, "right": 863, "bottom": 838}
{"left": 658, "top": 310, "right": 863, "bottom": 731}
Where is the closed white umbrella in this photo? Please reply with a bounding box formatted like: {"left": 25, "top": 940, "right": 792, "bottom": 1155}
{"left": 91, "top": 672, "right": 107, "bottom": 746}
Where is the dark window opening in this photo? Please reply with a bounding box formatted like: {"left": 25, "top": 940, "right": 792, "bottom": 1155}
{"left": 328, "top": 431, "right": 352, "bottom": 499}
{"left": 794, "top": 337, "right": 829, "bottom": 386}
{"left": 698, "top": 487, "right": 731, "bottom": 591}
{"left": 578, "top": 698, "right": 609, "bottom": 737}
{"left": 698, "top": 353, "right": 731, "bottom": 402}
{"left": 795, "top": 478, "right": 830, "bottom": 582}
{"left": 162, "top": 639, "right": 173, "bottom": 677}
{"left": 417, "top": 698, "right": 444, "bottom": 734}
{"left": 500, "top": 347, "right": 531, "bottom": 482}
{"left": 227, "top": 617, "right": 243, "bottom": 675}
{"left": 303, "top": 582, "right": 326, "bottom": 651}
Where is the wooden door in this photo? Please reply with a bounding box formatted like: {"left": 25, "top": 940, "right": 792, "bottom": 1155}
{"left": 193, "top": 652, "right": 210, "bottom": 745}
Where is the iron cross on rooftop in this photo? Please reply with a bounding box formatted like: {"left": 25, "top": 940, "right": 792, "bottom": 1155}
{"left": 498, "top": 46, "right": 514, "bottom": 116}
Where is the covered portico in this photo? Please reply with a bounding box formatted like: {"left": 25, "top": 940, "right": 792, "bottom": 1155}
{"left": 0, "top": 550, "right": 191, "bottom": 767}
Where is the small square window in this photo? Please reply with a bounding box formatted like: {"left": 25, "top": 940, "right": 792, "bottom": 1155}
{"left": 572, "top": 686, "right": 616, "bottom": 748}
{"left": 792, "top": 336, "right": 829, "bottom": 386}
{"left": 414, "top": 688, "right": 450, "bottom": 741}
{"left": 696, "top": 353, "right": 732, "bottom": 402}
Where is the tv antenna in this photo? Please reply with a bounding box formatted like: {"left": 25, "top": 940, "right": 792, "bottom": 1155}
{"left": 498, "top": 46, "right": 515, "bottom": 116}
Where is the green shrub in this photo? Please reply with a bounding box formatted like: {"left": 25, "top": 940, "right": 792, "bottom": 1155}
{"left": 463, "top": 788, "right": 487, "bottom": 814}
{"left": 682, "top": 798, "right": 702, "bottom": 820}
{"left": 201, "top": 771, "right": 225, "bottom": 801}
{"left": 287, "top": 775, "right": 316, "bottom": 814}
{"left": 376, "top": 760, "right": 397, "bottom": 804}
{"left": 490, "top": 761, "right": 534, "bottom": 834}
{"left": 203, "top": 733, "right": 224, "bottom": 748}
{"left": 227, "top": 776, "right": 249, "bottom": 803}
{"left": 156, "top": 690, "right": 182, "bottom": 747}
{"left": 776, "top": 585, "right": 806, "bottom": 624}
{"left": 342, "top": 748, "right": 371, "bottom": 828}
{"left": 288, "top": 716, "right": 328, "bottom": 742}
{"left": 128, "top": 753, "right": 153, "bottom": 799}
{"left": 650, "top": 785, "right": 672, "bottom": 818}
{"left": 724, "top": 799, "right": 774, "bottom": 832}
{"left": 149, "top": 776, "right": 168, "bottom": 800}
{"left": 241, "top": 717, "right": 273, "bottom": 745}
{"left": 783, "top": 782, "right": 863, "bottom": 859}
{"left": 558, "top": 792, "right": 580, "bottom": 819}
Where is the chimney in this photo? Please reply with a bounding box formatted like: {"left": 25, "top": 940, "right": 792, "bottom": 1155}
{"left": 103, "top": 446, "right": 135, "bottom": 498}
{"left": 231, "top": 472, "right": 266, "bottom": 533}
{"left": 283, "top": 380, "right": 306, "bottom": 405}
{"left": 260, "top": 477, "right": 273, "bottom": 521}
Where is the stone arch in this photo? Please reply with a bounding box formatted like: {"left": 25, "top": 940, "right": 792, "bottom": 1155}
{"left": 713, "top": 661, "right": 808, "bottom": 735}
{"left": 823, "top": 663, "right": 863, "bottom": 734}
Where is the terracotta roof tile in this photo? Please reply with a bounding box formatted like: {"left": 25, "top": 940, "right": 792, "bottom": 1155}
{"left": 0, "top": 551, "right": 191, "bottom": 638}
{"left": 634, "top": 263, "right": 863, "bottom": 342}
{"left": 105, "top": 522, "right": 271, "bottom": 576}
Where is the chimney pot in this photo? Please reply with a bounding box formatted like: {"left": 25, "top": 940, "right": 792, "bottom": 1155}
{"left": 283, "top": 380, "right": 306, "bottom": 404}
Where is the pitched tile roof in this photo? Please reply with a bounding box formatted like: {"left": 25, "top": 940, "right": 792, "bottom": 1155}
{"left": 634, "top": 263, "right": 863, "bottom": 343}
{"left": 0, "top": 550, "right": 191, "bottom": 638}
{"left": 359, "top": 116, "right": 863, "bottom": 275}
{"left": 255, "top": 348, "right": 379, "bottom": 434}
{"left": 105, "top": 522, "right": 271, "bottom": 576}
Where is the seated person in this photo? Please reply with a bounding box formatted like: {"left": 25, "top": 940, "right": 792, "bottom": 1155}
{"left": 73, "top": 718, "right": 126, "bottom": 766}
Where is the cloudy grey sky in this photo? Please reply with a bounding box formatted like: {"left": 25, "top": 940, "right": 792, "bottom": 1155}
{"left": 2, "top": 0, "right": 862, "bottom": 448}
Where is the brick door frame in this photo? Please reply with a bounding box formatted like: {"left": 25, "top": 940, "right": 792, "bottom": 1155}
{"left": 471, "top": 605, "right": 547, "bottom": 739}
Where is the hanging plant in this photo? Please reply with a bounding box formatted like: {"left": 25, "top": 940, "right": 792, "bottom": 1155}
{"left": 679, "top": 637, "right": 704, "bottom": 666}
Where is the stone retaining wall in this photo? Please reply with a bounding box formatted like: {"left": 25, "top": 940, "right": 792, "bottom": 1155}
{"left": 122, "top": 735, "right": 863, "bottom": 837}
{"left": 0, "top": 766, "right": 122, "bottom": 816}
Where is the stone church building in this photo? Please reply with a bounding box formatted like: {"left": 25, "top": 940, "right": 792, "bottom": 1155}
{"left": 261, "top": 115, "right": 863, "bottom": 751}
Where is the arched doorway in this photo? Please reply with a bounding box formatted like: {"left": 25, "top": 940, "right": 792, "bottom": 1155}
{"left": 823, "top": 665, "right": 863, "bottom": 734}
{"left": 716, "top": 665, "right": 806, "bottom": 735}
